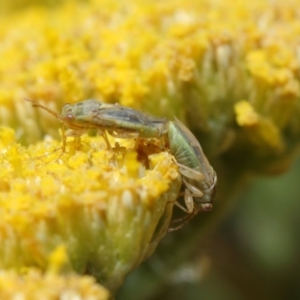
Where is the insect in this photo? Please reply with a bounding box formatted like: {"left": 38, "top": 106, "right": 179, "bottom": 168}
{"left": 95, "top": 110, "right": 217, "bottom": 228}
{"left": 99, "top": 111, "right": 217, "bottom": 230}
{"left": 25, "top": 98, "right": 168, "bottom": 151}
{"left": 25, "top": 98, "right": 217, "bottom": 230}
{"left": 166, "top": 118, "right": 217, "bottom": 231}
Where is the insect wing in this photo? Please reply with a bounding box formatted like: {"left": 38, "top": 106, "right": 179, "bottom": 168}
{"left": 97, "top": 106, "right": 165, "bottom": 126}
{"left": 173, "top": 117, "right": 214, "bottom": 186}
{"left": 92, "top": 105, "right": 168, "bottom": 137}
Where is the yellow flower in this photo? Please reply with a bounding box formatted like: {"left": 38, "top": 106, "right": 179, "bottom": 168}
{"left": 234, "top": 100, "right": 284, "bottom": 156}
{"left": 0, "top": 268, "right": 109, "bottom": 300}
{"left": 0, "top": 0, "right": 299, "bottom": 165}
{"left": 0, "top": 127, "right": 181, "bottom": 292}
{"left": 234, "top": 100, "right": 259, "bottom": 127}
{"left": 1, "top": 0, "right": 300, "bottom": 296}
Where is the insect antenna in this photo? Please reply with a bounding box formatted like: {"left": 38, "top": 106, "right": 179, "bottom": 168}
{"left": 168, "top": 211, "right": 196, "bottom": 232}
{"left": 24, "top": 98, "right": 59, "bottom": 119}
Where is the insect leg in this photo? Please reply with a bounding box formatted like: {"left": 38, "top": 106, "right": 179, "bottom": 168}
{"left": 177, "top": 163, "right": 205, "bottom": 181}
{"left": 61, "top": 124, "right": 66, "bottom": 152}
{"left": 184, "top": 188, "right": 196, "bottom": 213}
{"left": 171, "top": 212, "right": 194, "bottom": 223}
{"left": 182, "top": 178, "right": 204, "bottom": 198}
{"left": 172, "top": 187, "right": 195, "bottom": 213}
{"left": 97, "top": 129, "right": 111, "bottom": 149}
{"left": 168, "top": 212, "right": 196, "bottom": 232}
{"left": 174, "top": 198, "right": 193, "bottom": 213}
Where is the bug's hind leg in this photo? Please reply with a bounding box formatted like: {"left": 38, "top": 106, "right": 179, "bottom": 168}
{"left": 168, "top": 212, "right": 196, "bottom": 232}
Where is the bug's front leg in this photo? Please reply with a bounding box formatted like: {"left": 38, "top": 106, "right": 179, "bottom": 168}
{"left": 177, "top": 163, "right": 205, "bottom": 181}
{"left": 63, "top": 129, "right": 87, "bottom": 151}
{"left": 174, "top": 188, "right": 195, "bottom": 213}
{"left": 182, "top": 178, "right": 204, "bottom": 198}
{"left": 173, "top": 175, "right": 204, "bottom": 213}
{"left": 61, "top": 124, "right": 67, "bottom": 152}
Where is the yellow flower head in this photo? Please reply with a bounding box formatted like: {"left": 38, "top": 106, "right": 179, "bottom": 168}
{"left": 234, "top": 100, "right": 259, "bottom": 127}
{"left": 0, "top": 127, "right": 181, "bottom": 291}
{"left": 1, "top": 0, "right": 300, "bottom": 295}
{"left": 0, "top": 268, "right": 109, "bottom": 300}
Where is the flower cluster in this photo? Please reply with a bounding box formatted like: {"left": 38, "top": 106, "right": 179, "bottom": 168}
{"left": 0, "top": 268, "right": 109, "bottom": 300}
{"left": 0, "top": 127, "right": 180, "bottom": 292}
{"left": 1, "top": 0, "right": 300, "bottom": 296}
{"left": 1, "top": 0, "right": 299, "bottom": 173}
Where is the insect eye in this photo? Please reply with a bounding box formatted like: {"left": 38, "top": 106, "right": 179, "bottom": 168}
{"left": 65, "top": 114, "right": 75, "bottom": 121}
{"left": 201, "top": 203, "right": 213, "bottom": 212}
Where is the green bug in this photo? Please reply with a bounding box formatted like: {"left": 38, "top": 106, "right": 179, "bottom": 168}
{"left": 166, "top": 118, "right": 217, "bottom": 231}
{"left": 25, "top": 98, "right": 167, "bottom": 150}
{"left": 25, "top": 98, "right": 217, "bottom": 230}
